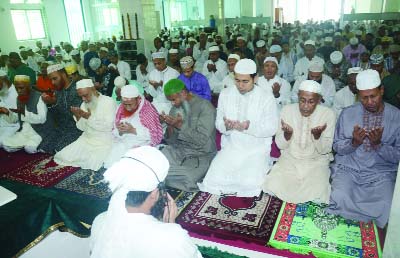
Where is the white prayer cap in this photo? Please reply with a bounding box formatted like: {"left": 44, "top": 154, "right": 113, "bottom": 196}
{"left": 355, "top": 30, "right": 362, "bottom": 36}
{"left": 330, "top": 51, "right": 343, "bottom": 64}
{"left": 171, "top": 38, "right": 179, "bottom": 43}
{"left": 236, "top": 36, "right": 246, "bottom": 41}
{"left": 47, "top": 63, "right": 64, "bottom": 74}
{"left": 356, "top": 69, "right": 381, "bottom": 90}
{"left": 104, "top": 146, "right": 169, "bottom": 192}
{"left": 299, "top": 80, "right": 321, "bottom": 94}
{"left": 234, "top": 58, "right": 256, "bottom": 74}
{"left": 76, "top": 79, "right": 94, "bottom": 89}
{"left": 188, "top": 37, "right": 197, "bottom": 43}
{"left": 347, "top": 67, "right": 362, "bottom": 75}
{"left": 304, "top": 40, "right": 315, "bottom": 46}
{"left": 334, "top": 32, "right": 341, "bottom": 36}
{"left": 308, "top": 60, "right": 324, "bottom": 73}
{"left": 349, "top": 37, "right": 359, "bottom": 45}
{"left": 316, "top": 30, "right": 323, "bottom": 36}
{"left": 114, "top": 76, "right": 127, "bottom": 89}
{"left": 180, "top": 56, "right": 194, "bottom": 69}
{"left": 263, "top": 56, "right": 278, "bottom": 66}
{"left": 88, "top": 41, "right": 96, "bottom": 46}
{"left": 256, "top": 40, "right": 266, "bottom": 48}
{"left": 121, "top": 85, "right": 139, "bottom": 99}
{"left": 168, "top": 48, "right": 178, "bottom": 54}
{"left": 89, "top": 57, "right": 101, "bottom": 70}
{"left": 370, "top": 54, "right": 384, "bottom": 64}
{"left": 70, "top": 49, "right": 80, "bottom": 56}
{"left": 14, "top": 75, "right": 30, "bottom": 83}
{"left": 0, "top": 70, "right": 7, "bottom": 77}
{"left": 33, "top": 47, "right": 40, "bottom": 52}
{"left": 324, "top": 37, "right": 333, "bottom": 42}
{"left": 100, "top": 47, "right": 109, "bottom": 52}
{"left": 151, "top": 52, "right": 165, "bottom": 59}
{"left": 208, "top": 46, "right": 219, "bottom": 52}
{"left": 300, "top": 29, "right": 308, "bottom": 34}
{"left": 269, "top": 45, "right": 282, "bottom": 54}
{"left": 227, "top": 54, "right": 240, "bottom": 61}
{"left": 207, "top": 35, "right": 213, "bottom": 39}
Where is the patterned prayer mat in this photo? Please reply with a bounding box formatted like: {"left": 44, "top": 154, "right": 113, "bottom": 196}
{"left": 0, "top": 149, "right": 48, "bottom": 177}
{"left": 176, "top": 192, "right": 283, "bottom": 246}
{"left": 269, "top": 202, "right": 382, "bottom": 258}
{"left": 2, "top": 153, "right": 79, "bottom": 187}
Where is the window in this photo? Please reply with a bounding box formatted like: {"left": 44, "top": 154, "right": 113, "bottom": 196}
{"left": 11, "top": 10, "right": 46, "bottom": 40}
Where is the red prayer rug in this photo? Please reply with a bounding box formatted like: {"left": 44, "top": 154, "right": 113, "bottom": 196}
{"left": 0, "top": 149, "right": 47, "bottom": 177}
{"left": 176, "top": 192, "right": 283, "bottom": 246}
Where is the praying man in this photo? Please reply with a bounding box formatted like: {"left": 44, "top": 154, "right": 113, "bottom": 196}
{"left": 0, "top": 71, "right": 18, "bottom": 147}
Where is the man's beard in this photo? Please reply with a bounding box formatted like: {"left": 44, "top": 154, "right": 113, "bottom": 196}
{"left": 0, "top": 83, "right": 9, "bottom": 96}
{"left": 150, "top": 195, "right": 166, "bottom": 220}
{"left": 85, "top": 93, "right": 99, "bottom": 111}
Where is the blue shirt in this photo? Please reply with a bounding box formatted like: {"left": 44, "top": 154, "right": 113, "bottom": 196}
{"left": 178, "top": 71, "right": 211, "bottom": 101}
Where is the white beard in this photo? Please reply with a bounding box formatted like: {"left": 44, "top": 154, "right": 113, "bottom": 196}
{"left": 85, "top": 94, "right": 99, "bottom": 111}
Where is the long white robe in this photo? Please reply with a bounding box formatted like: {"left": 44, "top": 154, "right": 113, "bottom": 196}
{"left": 0, "top": 85, "right": 19, "bottom": 147}
{"left": 257, "top": 75, "right": 291, "bottom": 111}
{"left": 54, "top": 95, "right": 116, "bottom": 170}
{"left": 222, "top": 72, "right": 235, "bottom": 89}
{"left": 293, "top": 55, "right": 325, "bottom": 80}
{"left": 192, "top": 43, "right": 209, "bottom": 72}
{"left": 136, "top": 62, "right": 155, "bottom": 92}
{"left": 198, "top": 85, "right": 278, "bottom": 197}
{"left": 333, "top": 86, "right": 357, "bottom": 118}
{"left": 117, "top": 60, "right": 132, "bottom": 80}
{"left": 202, "top": 59, "right": 228, "bottom": 94}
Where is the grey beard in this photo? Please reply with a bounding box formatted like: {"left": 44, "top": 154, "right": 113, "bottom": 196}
{"left": 0, "top": 83, "right": 8, "bottom": 97}
{"left": 85, "top": 94, "right": 99, "bottom": 111}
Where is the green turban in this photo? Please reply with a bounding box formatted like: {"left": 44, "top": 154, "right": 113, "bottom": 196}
{"left": 163, "top": 79, "right": 185, "bottom": 96}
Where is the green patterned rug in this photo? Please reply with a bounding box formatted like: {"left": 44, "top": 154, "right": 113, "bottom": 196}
{"left": 269, "top": 202, "right": 382, "bottom": 258}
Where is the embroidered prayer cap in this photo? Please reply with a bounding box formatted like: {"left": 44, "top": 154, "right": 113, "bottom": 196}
{"left": 0, "top": 70, "right": 7, "bottom": 77}
{"left": 70, "top": 49, "right": 80, "bottom": 56}
{"left": 370, "top": 54, "right": 384, "bottom": 64}
{"left": 76, "top": 79, "right": 94, "bottom": 89}
{"left": 65, "top": 63, "right": 78, "bottom": 75}
{"left": 114, "top": 76, "right": 127, "bottom": 89}
{"left": 330, "top": 51, "right": 343, "bottom": 64}
{"left": 14, "top": 75, "right": 30, "bottom": 84}
{"left": 234, "top": 58, "right": 257, "bottom": 74}
{"left": 256, "top": 40, "right": 266, "bottom": 48}
{"left": 208, "top": 46, "right": 219, "bottom": 52}
{"left": 263, "top": 56, "right": 278, "bottom": 66}
{"left": 168, "top": 48, "right": 178, "bottom": 54}
{"left": 104, "top": 146, "right": 169, "bottom": 192}
{"left": 171, "top": 38, "right": 179, "bottom": 43}
{"left": 151, "top": 52, "right": 165, "bottom": 60}
{"left": 324, "top": 37, "right": 333, "bottom": 42}
{"left": 236, "top": 36, "right": 246, "bottom": 42}
{"left": 389, "top": 44, "right": 400, "bottom": 53}
{"left": 269, "top": 45, "right": 282, "bottom": 54}
{"left": 121, "top": 85, "right": 139, "bottom": 98}
{"left": 227, "top": 54, "right": 240, "bottom": 61}
{"left": 100, "top": 47, "right": 109, "bottom": 52}
{"left": 304, "top": 40, "right": 315, "bottom": 46}
{"left": 356, "top": 69, "right": 381, "bottom": 90}
{"left": 349, "top": 37, "right": 359, "bottom": 45}
{"left": 164, "top": 78, "right": 185, "bottom": 96}
{"left": 180, "top": 56, "right": 194, "bottom": 69}
{"left": 299, "top": 80, "right": 321, "bottom": 94}
{"left": 347, "top": 67, "right": 362, "bottom": 75}
{"left": 308, "top": 60, "right": 324, "bottom": 73}
{"left": 47, "top": 63, "right": 64, "bottom": 74}
{"left": 89, "top": 57, "right": 102, "bottom": 70}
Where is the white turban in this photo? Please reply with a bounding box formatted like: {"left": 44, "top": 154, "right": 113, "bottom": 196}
{"left": 299, "top": 80, "right": 321, "bottom": 94}
{"left": 308, "top": 61, "right": 324, "bottom": 72}
{"left": 256, "top": 40, "right": 266, "bottom": 48}
{"left": 347, "top": 67, "right": 362, "bottom": 75}
{"left": 121, "top": 85, "right": 139, "bottom": 99}
{"left": 114, "top": 76, "right": 127, "bottom": 89}
{"left": 227, "top": 54, "right": 240, "bottom": 61}
{"left": 208, "top": 46, "right": 219, "bottom": 52}
{"left": 269, "top": 45, "right": 282, "bottom": 54}
{"left": 151, "top": 52, "right": 165, "bottom": 59}
{"left": 330, "top": 51, "right": 343, "bottom": 64}
{"left": 356, "top": 69, "right": 381, "bottom": 91}
{"left": 47, "top": 64, "right": 64, "bottom": 74}
{"left": 76, "top": 79, "right": 94, "bottom": 89}
{"left": 234, "top": 59, "right": 256, "bottom": 74}
{"left": 304, "top": 40, "right": 315, "bottom": 46}
{"left": 263, "top": 56, "right": 279, "bottom": 66}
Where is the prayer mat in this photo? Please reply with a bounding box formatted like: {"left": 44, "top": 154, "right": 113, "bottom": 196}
{"left": 0, "top": 149, "right": 48, "bottom": 177}
{"left": 269, "top": 202, "right": 382, "bottom": 258}
{"left": 176, "top": 192, "right": 283, "bottom": 246}
{"left": 54, "top": 168, "right": 111, "bottom": 199}
{"left": 3, "top": 154, "right": 79, "bottom": 188}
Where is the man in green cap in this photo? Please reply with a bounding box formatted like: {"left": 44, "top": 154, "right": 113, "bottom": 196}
{"left": 160, "top": 78, "right": 216, "bottom": 191}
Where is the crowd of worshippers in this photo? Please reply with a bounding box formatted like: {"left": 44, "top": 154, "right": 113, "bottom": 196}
{"left": 0, "top": 20, "right": 400, "bottom": 231}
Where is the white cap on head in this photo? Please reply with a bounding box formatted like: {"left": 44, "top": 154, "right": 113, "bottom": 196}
{"left": 236, "top": 36, "right": 246, "bottom": 41}
{"left": 263, "top": 56, "right": 279, "bottom": 66}
{"left": 234, "top": 59, "right": 256, "bottom": 74}
{"left": 269, "top": 45, "right": 282, "bottom": 54}
{"left": 347, "top": 67, "right": 362, "bottom": 75}
{"left": 104, "top": 146, "right": 169, "bottom": 192}
{"left": 349, "top": 37, "right": 359, "bottom": 45}
{"left": 180, "top": 56, "right": 194, "bottom": 69}
{"left": 304, "top": 40, "right": 315, "bottom": 46}
{"left": 76, "top": 79, "right": 94, "bottom": 89}
{"left": 299, "top": 80, "right": 321, "bottom": 94}
{"left": 121, "top": 85, "right": 139, "bottom": 99}
{"left": 168, "top": 49, "right": 178, "bottom": 54}
{"left": 227, "top": 54, "right": 240, "bottom": 61}
{"left": 171, "top": 38, "right": 179, "bottom": 43}
{"left": 308, "top": 61, "right": 324, "bottom": 72}
{"left": 356, "top": 69, "right": 381, "bottom": 91}
{"left": 70, "top": 49, "right": 80, "bottom": 56}
{"left": 330, "top": 51, "right": 343, "bottom": 64}
{"left": 89, "top": 58, "right": 102, "bottom": 71}
{"left": 355, "top": 30, "right": 362, "bottom": 36}
{"left": 256, "top": 40, "right": 266, "bottom": 48}
{"left": 47, "top": 63, "right": 64, "bottom": 74}
{"left": 100, "top": 47, "right": 109, "bottom": 52}
{"left": 334, "top": 32, "right": 341, "bottom": 36}
{"left": 208, "top": 46, "right": 219, "bottom": 52}
{"left": 324, "top": 37, "right": 333, "bottom": 42}
{"left": 0, "top": 70, "right": 7, "bottom": 77}
{"left": 188, "top": 37, "right": 197, "bottom": 43}
{"left": 151, "top": 52, "right": 165, "bottom": 59}
{"left": 114, "top": 76, "right": 126, "bottom": 89}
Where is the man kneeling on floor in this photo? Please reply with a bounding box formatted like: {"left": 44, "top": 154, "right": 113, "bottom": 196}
{"left": 90, "top": 146, "right": 203, "bottom": 258}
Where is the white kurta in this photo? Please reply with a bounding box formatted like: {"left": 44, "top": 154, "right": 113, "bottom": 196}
{"left": 117, "top": 60, "right": 132, "bottom": 80}
{"left": 198, "top": 85, "right": 278, "bottom": 197}
{"left": 136, "top": 62, "right": 155, "bottom": 92}
{"left": 293, "top": 55, "right": 325, "bottom": 80}
{"left": 202, "top": 59, "right": 228, "bottom": 94}
{"left": 222, "top": 72, "right": 235, "bottom": 89}
{"left": 3, "top": 97, "right": 47, "bottom": 153}
{"left": 333, "top": 86, "right": 357, "bottom": 118}
{"left": 257, "top": 75, "right": 291, "bottom": 111}
{"left": 0, "top": 85, "right": 19, "bottom": 146}
{"left": 291, "top": 74, "right": 336, "bottom": 107}
{"left": 54, "top": 95, "right": 116, "bottom": 170}
{"left": 279, "top": 51, "right": 296, "bottom": 83}
{"left": 193, "top": 44, "right": 209, "bottom": 72}
{"left": 147, "top": 66, "right": 180, "bottom": 114}
{"left": 262, "top": 104, "right": 335, "bottom": 204}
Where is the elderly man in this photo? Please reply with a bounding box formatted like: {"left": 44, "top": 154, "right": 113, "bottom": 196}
{"left": 0, "top": 72, "right": 18, "bottom": 147}
{"left": 177, "top": 56, "right": 211, "bottom": 101}
{"left": 160, "top": 79, "right": 216, "bottom": 192}
{"left": 198, "top": 59, "right": 278, "bottom": 197}
{"left": 258, "top": 56, "right": 291, "bottom": 111}
{"left": 202, "top": 46, "right": 228, "bottom": 94}
{"left": 3, "top": 75, "right": 48, "bottom": 153}
{"left": 333, "top": 67, "right": 362, "bottom": 117}
{"left": 293, "top": 40, "right": 325, "bottom": 80}
{"left": 54, "top": 79, "right": 116, "bottom": 170}
{"left": 325, "top": 51, "right": 351, "bottom": 90}
{"left": 222, "top": 54, "right": 240, "bottom": 89}
{"left": 370, "top": 54, "right": 390, "bottom": 80}
{"left": 292, "top": 60, "right": 336, "bottom": 107}
{"left": 326, "top": 69, "right": 400, "bottom": 228}
{"left": 104, "top": 85, "right": 162, "bottom": 168}
{"left": 7, "top": 52, "right": 36, "bottom": 84}
{"left": 108, "top": 50, "right": 131, "bottom": 80}
{"left": 342, "top": 37, "right": 367, "bottom": 67}
{"left": 262, "top": 80, "right": 335, "bottom": 203}
{"left": 91, "top": 146, "right": 203, "bottom": 258}
{"left": 147, "top": 52, "right": 180, "bottom": 114}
